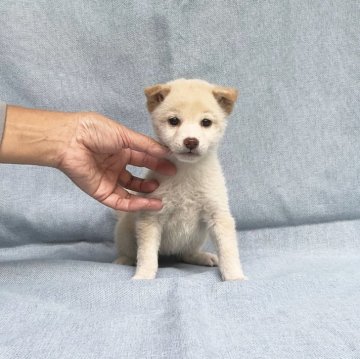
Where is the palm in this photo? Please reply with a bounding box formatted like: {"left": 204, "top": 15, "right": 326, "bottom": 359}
{"left": 70, "top": 149, "right": 130, "bottom": 202}
{"left": 58, "top": 114, "right": 175, "bottom": 211}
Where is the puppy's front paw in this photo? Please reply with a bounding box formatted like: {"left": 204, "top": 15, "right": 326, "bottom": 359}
{"left": 132, "top": 272, "right": 156, "bottom": 280}
{"left": 221, "top": 271, "right": 248, "bottom": 281}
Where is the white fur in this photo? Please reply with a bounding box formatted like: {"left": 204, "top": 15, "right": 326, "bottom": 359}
{"left": 114, "top": 79, "right": 246, "bottom": 281}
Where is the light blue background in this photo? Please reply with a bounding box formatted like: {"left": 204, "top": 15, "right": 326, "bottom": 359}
{"left": 0, "top": 1, "right": 359, "bottom": 358}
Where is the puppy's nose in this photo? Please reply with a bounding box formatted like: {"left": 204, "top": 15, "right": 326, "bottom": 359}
{"left": 183, "top": 137, "right": 199, "bottom": 150}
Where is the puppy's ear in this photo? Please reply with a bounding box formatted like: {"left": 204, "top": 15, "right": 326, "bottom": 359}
{"left": 144, "top": 84, "right": 171, "bottom": 112}
{"left": 212, "top": 86, "right": 238, "bottom": 115}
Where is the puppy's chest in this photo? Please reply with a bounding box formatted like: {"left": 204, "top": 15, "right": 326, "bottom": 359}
{"left": 156, "top": 177, "right": 205, "bottom": 216}
{"left": 156, "top": 180, "right": 207, "bottom": 254}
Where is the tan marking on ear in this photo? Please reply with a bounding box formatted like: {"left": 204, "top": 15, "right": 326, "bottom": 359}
{"left": 212, "top": 86, "right": 239, "bottom": 115}
{"left": 144, "top": 84, "right": 171, "bottom": 112}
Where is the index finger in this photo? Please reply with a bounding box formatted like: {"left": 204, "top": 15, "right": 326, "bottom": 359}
{"left": 129, "top": 150, "right": 176, "bottom": 176}
{"left": 121, "top": 126, "right": 171, "bottom": 158}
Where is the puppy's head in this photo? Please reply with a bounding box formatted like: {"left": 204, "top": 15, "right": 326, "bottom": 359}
{"left": 145, "top": 79, "right": 238, "bottom": 163}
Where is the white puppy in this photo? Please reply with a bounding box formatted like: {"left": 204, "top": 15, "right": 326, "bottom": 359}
{"left": 114, "top": 78, "right": 246, "bottom": 281}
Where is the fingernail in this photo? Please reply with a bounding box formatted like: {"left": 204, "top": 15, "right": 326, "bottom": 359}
{"left": 148, "top": 198, "right": 163, "bottom": 211}
{"left": 149, "top": 180, "right": 159, "bottom": 190}
{"left": 168, "top": 165, "right": 177, "bottom": 175}
{"left": 162, "top": 163, "right": 176, "bottom": 176}
{"left": 162, "top": 146, "right": 172, "bottom": 156}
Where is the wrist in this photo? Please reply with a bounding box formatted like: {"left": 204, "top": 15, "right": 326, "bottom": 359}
{"left": 0, "top": 105, "right": 79, "bottom": 168}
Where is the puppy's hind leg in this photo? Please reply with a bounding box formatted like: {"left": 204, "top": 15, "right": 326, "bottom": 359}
{"left": 114, "top": 256, "right": 136, "bottom": 266}
{"left": 182, "top": 251, "right": 219, "bottom": 267}
{"left": 181, "top": 227, "right": 218, "bottom": 267}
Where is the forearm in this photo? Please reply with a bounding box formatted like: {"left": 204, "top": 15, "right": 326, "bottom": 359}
{"left": 0, "top": 105, "right": 78, "bottom": 167}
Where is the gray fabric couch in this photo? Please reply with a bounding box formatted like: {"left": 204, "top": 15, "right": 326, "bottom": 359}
{"left": 1, "top": 1, "right": 359, "bottom": 358}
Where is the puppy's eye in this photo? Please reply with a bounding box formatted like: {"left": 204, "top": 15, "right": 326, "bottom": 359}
{"left": 201, "top": 119, "right": 212, "bottom": 127}
{"left": 168, "top": 117, "right": 180, "bottom": 126}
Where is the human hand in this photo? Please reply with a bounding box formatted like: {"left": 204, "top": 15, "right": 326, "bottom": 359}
{"left": 57, "top": 112, "right": 176, "bottom": 211}
{"left": 0, "top": 106, "right": 176, "bottom": 211}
